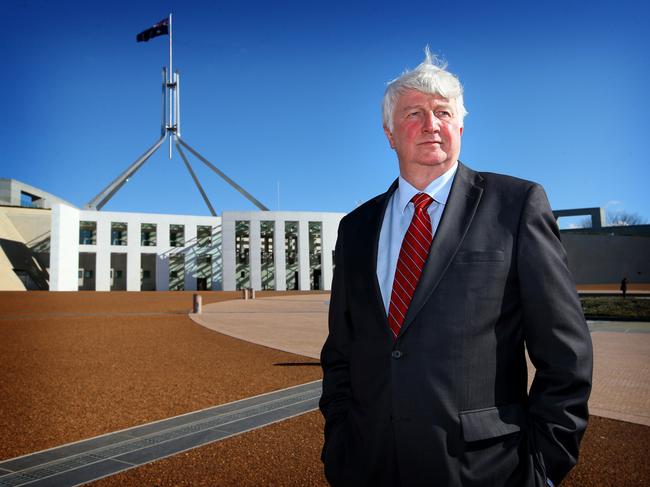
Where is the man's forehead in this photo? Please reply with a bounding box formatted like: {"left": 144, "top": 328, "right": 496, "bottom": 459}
{"left": 397, "top": 90, "right": 453, "bottom": 107}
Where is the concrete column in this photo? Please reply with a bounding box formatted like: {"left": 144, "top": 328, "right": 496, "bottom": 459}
{"left": 275, "top": 218, "right": 287, "bottom": 291}
{"left": 298, "top": 219, "right": 310, "bottom": 291}
{"left": 126, "top": 221, "right": 140, "bottom": 291}
{"left": 184, "top": 224, "right": 197, "bottom": 291}
{"left": 250, "top": 219, "right": 262, "bottom": 290}
{"left": 322, "top": 220, "right": 334, "bottom": 291}
{"left": 156, "top": 254, "right": 170, "bottom": 291}
{"left": 50, "top": 204, "right": 80, "bottom": 291}
{"left": 222, "top": 219, "right": 236, "bottom": 291}
{"left": 211, "top": 223, "right": 223, "bottom": 290}
{"left": 95, "top": 219, "right": 111, "bottom": 291}
{"left": 156, "top": 222, "right": 170, "bottom": 291}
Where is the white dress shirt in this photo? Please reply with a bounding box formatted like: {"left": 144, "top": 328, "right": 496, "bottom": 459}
{"left": 376, "top": 163, "right": 458, "bottom": 314}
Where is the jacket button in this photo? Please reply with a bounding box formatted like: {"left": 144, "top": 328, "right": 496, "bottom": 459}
{"left": 391, "top": 350, "right": 403, "bottom": 359}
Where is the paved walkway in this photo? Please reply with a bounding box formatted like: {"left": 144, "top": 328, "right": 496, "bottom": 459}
{"left": 190, "top": 294, "right": 650, "bottom": 427}
{"left": 190, "top": 295, "right": 330, "bottom": 360}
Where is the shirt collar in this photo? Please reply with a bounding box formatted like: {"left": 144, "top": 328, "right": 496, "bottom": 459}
{"left": 395, "top": 162, "right": 458, "bottom": 214}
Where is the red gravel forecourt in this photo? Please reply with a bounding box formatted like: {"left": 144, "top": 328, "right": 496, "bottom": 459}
{"left": 0, "top": 291, "right": 648, "bottom": 486}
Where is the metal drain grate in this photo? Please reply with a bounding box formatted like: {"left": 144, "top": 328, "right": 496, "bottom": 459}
{"left": 0, "top": 380, "right": 321, "bottom": 487}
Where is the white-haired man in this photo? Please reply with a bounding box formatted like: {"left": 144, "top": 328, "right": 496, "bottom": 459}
{"left": 319, "top": 51, "right": 592, "bottom": 487}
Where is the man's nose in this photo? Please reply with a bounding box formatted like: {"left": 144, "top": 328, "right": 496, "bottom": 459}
{"left": 422, "top": 111, "right": 438, "bottom": 132}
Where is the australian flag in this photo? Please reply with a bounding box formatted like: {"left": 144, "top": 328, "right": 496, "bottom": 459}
{"left": 136, "top": 18, "right": 169, "bottom": 42}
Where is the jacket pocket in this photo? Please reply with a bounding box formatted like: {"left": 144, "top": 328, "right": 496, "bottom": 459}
{"left": 455, "top": 250, "right": 505, "bottom": 263}
{"left": 459, "top": 403, "right": 524, "bottom": 442}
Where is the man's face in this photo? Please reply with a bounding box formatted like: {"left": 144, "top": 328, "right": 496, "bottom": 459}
{"left": 384, "top": 90, "right": 463, "bottom": 179}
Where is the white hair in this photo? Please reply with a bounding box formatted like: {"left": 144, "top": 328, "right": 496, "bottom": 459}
{"left": 382, "top": 47, "right": 468, "bottom": 131}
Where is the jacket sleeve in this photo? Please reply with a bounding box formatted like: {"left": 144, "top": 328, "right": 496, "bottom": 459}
{"left": 319, "top": 220, "right": 353, "bottom": 460}
{"left": 517, "top": 184, "right": 593, "bottom": 485}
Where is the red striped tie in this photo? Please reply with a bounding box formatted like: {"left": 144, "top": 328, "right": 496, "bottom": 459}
{"left": 387, "top": 193, "right": 434, "bottom": 339}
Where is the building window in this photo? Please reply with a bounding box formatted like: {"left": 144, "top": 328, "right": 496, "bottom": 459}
{"left": 169, "top": 254, "right": 185, "bottom": 290}
{"left": 285, "top": 221, "right": 299, "bottom": 290}
{"left": 196, "top": 255, "right": 212, "bottom": 290}
{"left": 111, "top": 222, "right": 127, "bottom": 246}
{"left": 20, "top": 191, "right": 40, "bottom": 208}
{"left": 141, "top": 223, "right": 157, "bottom": 246}
{"left": 260, "top": 221, "right": 275, "bottom": 290}
{"left": 79, "top": 221, "right": 97, "bottom": 245}
{"left": 140, "top": 253, "right": 157, "bottom": 291}
{"left": 78, "top": 253, "right": 96, "bottom": 290}
{"left": 235, "top": 221, "right": 250, "bottom": 290}
{"left": 170, "top": 224, "right": 184, "bottom": 247}
{"left": 309, "top": 221, "right": 322, "bottom": 290}
{"left": 197, "top": 225, "right": 211, "bottom": 248}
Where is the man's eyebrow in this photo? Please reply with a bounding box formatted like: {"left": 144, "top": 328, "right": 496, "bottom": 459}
{"left": 401, "top": 102, "right": 454, "bottom": 111}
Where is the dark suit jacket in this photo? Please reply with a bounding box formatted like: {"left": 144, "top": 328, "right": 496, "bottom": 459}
{"left": 319, "top": 162, "right": 593, "bottom": 487}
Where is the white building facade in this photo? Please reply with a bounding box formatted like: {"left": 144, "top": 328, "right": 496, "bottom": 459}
{"left": 49, "top": 203, "right": 344, "bottom": 292}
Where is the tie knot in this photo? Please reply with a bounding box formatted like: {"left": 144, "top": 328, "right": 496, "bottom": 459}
{"left": 412, "top": 193, "right": 434, "bottom": 211}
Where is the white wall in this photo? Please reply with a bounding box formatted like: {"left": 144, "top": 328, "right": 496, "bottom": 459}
{"left": 49, "top": 207, "right": 344, "bottom": 293}
{"left": 71, "top": 210, "right": 222, "bottom": 291}
{"left": 50, "top": 204, "right": 80, "bottom": 291}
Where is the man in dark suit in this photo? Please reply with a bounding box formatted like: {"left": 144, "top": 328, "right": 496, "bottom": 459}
{"left": 319, "top": 50, "right": 593, "bottom": 487}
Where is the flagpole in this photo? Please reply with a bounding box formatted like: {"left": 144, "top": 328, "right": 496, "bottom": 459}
{"left": 168, "top": 12, "right": 173, "bottom": 158}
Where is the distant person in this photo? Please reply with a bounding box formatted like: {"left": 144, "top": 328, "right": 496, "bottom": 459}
{"left": 620, "top": 277, "right": 628, "bottom": 298}
{"left": 320, "top": 50, "right": 593, "bottom": 487}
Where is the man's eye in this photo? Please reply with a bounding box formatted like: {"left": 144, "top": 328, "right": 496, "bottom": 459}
{"left": 407, "top": 111, "right": 420, "bottom": 118}
{"left": 436, "top": 110, "right": 452, "bottom": 118}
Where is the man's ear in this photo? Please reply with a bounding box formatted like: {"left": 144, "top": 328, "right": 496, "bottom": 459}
{"left": 383, "top": 125, "right": 396, "bottom": 149}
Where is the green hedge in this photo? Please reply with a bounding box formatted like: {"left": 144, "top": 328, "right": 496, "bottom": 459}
{"left": 580, "top": 296, "right": 650, "bottom": 321}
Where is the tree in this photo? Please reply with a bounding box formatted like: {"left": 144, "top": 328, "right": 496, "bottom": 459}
{"left": 607, "top": 211, "right": 647, "bottom": 226}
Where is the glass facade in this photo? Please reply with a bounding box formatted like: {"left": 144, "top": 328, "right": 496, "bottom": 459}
{"left": 169, "top": 254, "right": 185, "bottom": 290}
{"left": 79, "top": 221, "right": 96, "bottom": 245}
{"left": 170, "top": 224, "right": 184, "bottom": 247}
{"left": 197, "top": 225, "right": 211, "bottom": 248}
{"left": 110, "top": 253, "right": 127, "bottom": 290}
{"left": 196, "top": 255, "right": 212, "bottom": 290}
{"left": 285, "top": 221, "right": 299, "bottom": 290}
{"left": 78, "top": 252, "right": 96, "bottom": 290}
{"left": 309, "top": 221, "right": 322, "bottom": 290}
{"left": 235, "top": 221, "right": 250, "bottom": 290}
{"left": 140, "top": 253, "right": 156, "bottom": 291}
{"left": 141, "top": 223, "right": 157, "bottom": 246}
{"left": 111, "top": 222, "right": 127, "bottom": 246}
{"left": 260, "top": 221, "right": 275, "bottom": 290}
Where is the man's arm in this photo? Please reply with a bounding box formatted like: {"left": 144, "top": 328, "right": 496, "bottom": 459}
{"left": 517, "top": 184, "right": 593, "bottom": 485}
{"left": 319, "top": 223, "right": 353, "bottom": 459}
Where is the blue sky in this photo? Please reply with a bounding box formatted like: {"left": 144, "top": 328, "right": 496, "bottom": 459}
{"left": 2, "top": 0, "right": 648, "bottom": 226}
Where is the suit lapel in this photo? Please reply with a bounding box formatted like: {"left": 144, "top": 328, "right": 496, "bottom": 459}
{"left": 400, "top": 162, "right": 484, "bottom": 336}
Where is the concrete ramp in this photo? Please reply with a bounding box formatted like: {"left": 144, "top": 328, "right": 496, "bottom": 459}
{"left": 0, "top": 208, "right": 51, "bottom": 290}
{"left": 0, "top": 210, "right": 27, "bottom": 290}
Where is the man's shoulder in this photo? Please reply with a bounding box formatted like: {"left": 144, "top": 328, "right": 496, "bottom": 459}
{"left": 461, "top": 163, "right": 542, "bottom": 197}
{"left": 474, "top": 169, "right": 538, "bottom": 192}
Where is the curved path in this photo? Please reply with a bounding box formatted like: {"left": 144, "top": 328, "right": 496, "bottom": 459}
{"left": 189, "top": 294, "right": 330, "bottom": 360}
{"left": 190, "top": 294, "right": 650, "bottom": 426}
